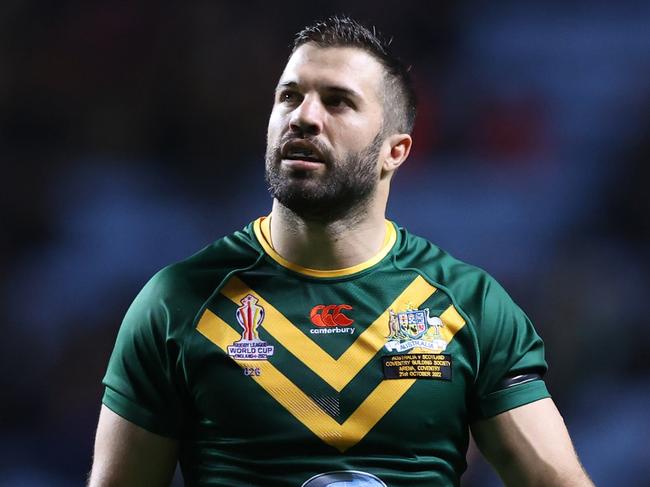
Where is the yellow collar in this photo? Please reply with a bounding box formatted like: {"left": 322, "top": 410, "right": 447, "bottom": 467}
{"left": 253, "top": 216, "right": 396, "bottom": 278}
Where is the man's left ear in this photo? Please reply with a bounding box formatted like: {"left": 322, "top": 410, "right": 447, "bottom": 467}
{"left": 382, "top": 133, "right": 412, "bottom": 173}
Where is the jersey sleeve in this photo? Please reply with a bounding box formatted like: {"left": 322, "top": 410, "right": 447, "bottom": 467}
{"left": 470, "top": 277, "right": 550, "bottom": 420}
{"left": 102, "top": 270, "right": 186, "bottom": 438}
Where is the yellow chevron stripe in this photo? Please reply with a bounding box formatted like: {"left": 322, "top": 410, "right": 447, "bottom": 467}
{"left": 440, "top": 304, "right": 466, "bottom": 341}
{"left": 196, "top": 309, "right": 418, "bottom": 452}
{"left": 220, "top": 275, "right": 437, "bottom": 392}
{"left": 196, "top": 313, "right": 343, "bottom": 444}
{"left": 197, "top": 277, "right": 467, "bottom": 452}
{"left": 336, "top": 376, "right": 415, "bottom": 452}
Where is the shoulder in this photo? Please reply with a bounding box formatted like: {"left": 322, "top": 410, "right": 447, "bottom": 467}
{"left": 128, "top": 222, "right": 263, "bottom": 330}
{"left": 150, "top": 224, "right": 260, "bottom": 296}
{"left": 393, "top": 224, "right": 518, "bottom": 324}
{"left": 394, "top": 224, "right": 493, "bottom": 294}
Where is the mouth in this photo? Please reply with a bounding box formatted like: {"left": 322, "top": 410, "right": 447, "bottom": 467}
{"left": 281, "top": 140, "right": 326, "bottom": 165}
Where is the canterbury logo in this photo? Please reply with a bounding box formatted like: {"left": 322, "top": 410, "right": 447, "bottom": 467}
{"left": 310, "top": 305, "right": 354, "bottom": 327}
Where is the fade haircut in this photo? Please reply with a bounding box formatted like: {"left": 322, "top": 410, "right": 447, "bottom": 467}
{"left": 292, "top": 15, "right": 417, "bottom": 135}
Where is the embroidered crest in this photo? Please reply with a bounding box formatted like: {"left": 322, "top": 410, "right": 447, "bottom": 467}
{"left": 385, "top": 306, "right": 447, "bottom": 353}
{"left": 227, "top": 294, "right": 274, "bottom": 360}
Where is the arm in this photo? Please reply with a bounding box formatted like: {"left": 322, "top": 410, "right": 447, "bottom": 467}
{"left": 471, "top": 398, "right": 593, "bottom": 487}
{"left": 88, "top": 405, "right": 179, "bottom": 487}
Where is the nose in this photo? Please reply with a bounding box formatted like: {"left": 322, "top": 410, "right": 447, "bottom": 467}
{"left": 289, "top": 94, "right": 324, "bottom": 136}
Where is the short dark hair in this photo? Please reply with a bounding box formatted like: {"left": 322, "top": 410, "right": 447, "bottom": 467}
{"left": 292, "top": 15, "right": 417, "bottom": 135}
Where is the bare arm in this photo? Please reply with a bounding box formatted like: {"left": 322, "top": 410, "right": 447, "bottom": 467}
{"left": 88, "top": 405, "right": 179, "bottom": 487}
{"left": 471, "top": 398, "right": 594, "bottom": 487}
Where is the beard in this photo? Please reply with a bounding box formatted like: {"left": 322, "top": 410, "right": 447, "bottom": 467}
{"left": 265, "top": 131, "right": 384, "bottom": 223}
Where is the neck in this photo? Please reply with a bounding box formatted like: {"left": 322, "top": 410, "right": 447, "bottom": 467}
{"left": 269, "top": 199, "right": 388, "bottom": 270}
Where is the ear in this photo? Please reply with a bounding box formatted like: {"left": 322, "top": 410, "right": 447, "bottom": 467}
{"left": 381, "top": 133, "right": 412, "bottom": 175}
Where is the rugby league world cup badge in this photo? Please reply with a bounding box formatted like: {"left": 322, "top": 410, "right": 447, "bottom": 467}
{"left": 227, "top": 294, "right": 274, "bottom": 360}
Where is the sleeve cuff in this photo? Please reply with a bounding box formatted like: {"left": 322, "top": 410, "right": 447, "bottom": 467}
{"left": 475, "top": 380, "right": 551, "bottom": 420}
{"left": 102, "top": 387, "right": 180, "bottom": 439}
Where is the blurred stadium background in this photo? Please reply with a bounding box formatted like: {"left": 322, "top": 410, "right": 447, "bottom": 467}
{"left": 1, "top": 1, "right": 649, "bottom": 485}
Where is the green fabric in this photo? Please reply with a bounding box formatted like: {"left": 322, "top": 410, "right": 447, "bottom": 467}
{"left": 102, "top": 221, "right": 549, "bottom": 486}
{"left": 477, "top": 380, "right": 550, "bottom": 419}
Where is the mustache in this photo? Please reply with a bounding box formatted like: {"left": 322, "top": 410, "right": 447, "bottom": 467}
{"left": 276, "top": 135, "right": 332, "bottom": 165}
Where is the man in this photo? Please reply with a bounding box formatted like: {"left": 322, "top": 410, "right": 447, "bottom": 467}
{"left": 89, "top": 16, "right": 593, "bottom": 487}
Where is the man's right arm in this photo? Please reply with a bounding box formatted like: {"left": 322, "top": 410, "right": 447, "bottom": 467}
{"left": 471, "top": 398, "right": 593, "bottom": 487}
{"left": 88, "top": 405, "right": 179, "bottom": 487}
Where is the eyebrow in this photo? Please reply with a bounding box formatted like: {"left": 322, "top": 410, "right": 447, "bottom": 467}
{"left": 276, "top": 81, "right": 363, "bottom": 101}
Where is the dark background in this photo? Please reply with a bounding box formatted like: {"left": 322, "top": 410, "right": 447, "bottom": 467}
{"left": 1, "top": 1, "right": 649, "bottom": 485}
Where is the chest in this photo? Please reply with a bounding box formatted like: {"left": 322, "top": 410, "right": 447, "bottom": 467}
{"left": 185, "top": 270, "right": 475, "bottom": 454}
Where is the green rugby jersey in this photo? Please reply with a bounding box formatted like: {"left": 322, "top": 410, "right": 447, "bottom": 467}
{"left": 102, "top": 217, "right": 550, "bottom": 486}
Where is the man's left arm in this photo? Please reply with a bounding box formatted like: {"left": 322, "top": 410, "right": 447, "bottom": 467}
{"left": 471, "top": 397, "right": 594, "bottom": 487}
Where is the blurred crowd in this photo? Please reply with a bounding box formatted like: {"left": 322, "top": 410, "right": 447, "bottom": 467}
{"left": 1, "top": 1, "right": 649, "bottom": 485}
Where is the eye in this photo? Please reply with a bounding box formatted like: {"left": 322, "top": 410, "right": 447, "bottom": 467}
{"left": 278, "top": 90, "right": 301, "bottom": 104}
{"left": 323, "top": 95, "right": 352, "bottom": 109}
{"left": 323, "top": 93, "right": 356, "bottom": 111}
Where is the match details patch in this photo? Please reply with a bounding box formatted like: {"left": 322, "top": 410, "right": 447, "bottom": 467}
{"left": 382, "top": 353, "right": 452, "bottom": 380}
